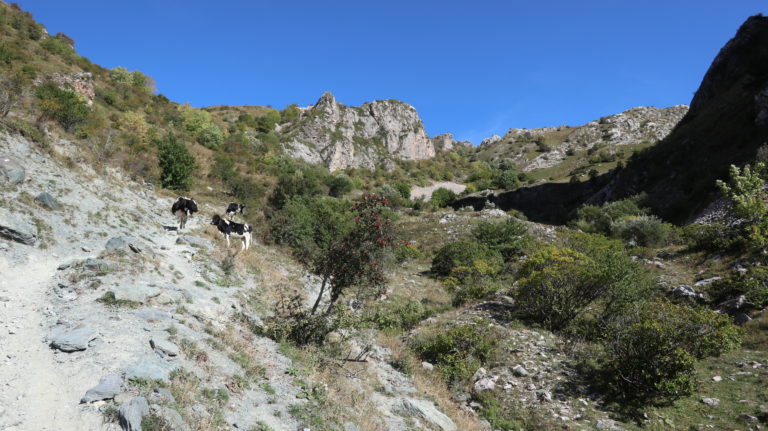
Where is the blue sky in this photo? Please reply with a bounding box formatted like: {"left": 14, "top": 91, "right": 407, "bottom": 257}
{"left": 17, "top": 1, "right": 767, "bottom": 144}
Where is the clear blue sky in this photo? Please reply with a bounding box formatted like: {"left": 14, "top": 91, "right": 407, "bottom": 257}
{"left": 17, "top": 1, "right": 767, "bottom": 144}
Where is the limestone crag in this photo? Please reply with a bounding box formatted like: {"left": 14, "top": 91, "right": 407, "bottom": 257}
{"left": 283, "top": 92, "right": 440, "bottom": 171}
{"left": 478, "top": 105, "right": 688, "bottom": 172}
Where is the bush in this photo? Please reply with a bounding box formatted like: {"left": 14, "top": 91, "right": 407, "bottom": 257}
{"left": 600, "top": 301, "right": 741, "bottom": 406}
{"left": 706, "top": 267, "right": 768, "bottom": 308}
{"left": 326, "top": 173, "right": 353, "bottom": 197}
{"left": 431, "top": 241, "right": 503, "bottom": 277}
{"left": 268, "top": 169, "right": 325, "bottom": 209}
{"left": 364, "top": 298, "right": 437, "bottom": 331}
{"left": 35, "top": 84, "right": 89, "bottom": 131}
{"left": 430, "top": 187, "right": 457, "bottom": 208}
{"left": 394, "top": 241, "right": 424, "bottom": 263}
{"left": 270, "top": 195, "right": 352, "bottom": 257}
{"left": 570, "top": 195, "right": 647, "bottom": 236}
{"left": 682, "top": 223, "right": 745, "bottom": 253}
{"left": 493, "top": 169, "right": 519, "bottom": 190}
{"left": 611, "top": 214, "right": 678, "bottom": 247}
{"left": 157, "top": 133, "right": 196, "bottom": 191}
{"left": 395, "top": 181, "right": 411, "bottom": 200}
{"left": 411, "top": 321, "right": 499, "bottom": 383}
{"left": 444, "top": 261, "right": 506, "bottom": 306}
{"left": 471, "top": 218, "right": 529, "bottom": 260}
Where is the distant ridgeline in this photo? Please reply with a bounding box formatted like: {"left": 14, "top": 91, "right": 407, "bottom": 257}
{"left": 458, "top": 14, "right": 768, "bottom": 225}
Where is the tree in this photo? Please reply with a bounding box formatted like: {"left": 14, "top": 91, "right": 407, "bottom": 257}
{"left": 308, "top": 194, "right": 396, "bottom": 316}
{"left": 0, "top": 72, "right": 27, "bottom": 117}
{"left": 157, "top": 133, "right": 196, "bottom": 191}
{"left": 281, "top": 104, "right": 300, "bottom": 123}
{"left": 35, "top": 84, "right": 89, "bottom": 131}
{"left": 327, "top": 173, "right": 354, "bottom": 197}
{"left": 716, "top": 162, "right": 768, "bottom": 249}
{"left": 430, "top": 187, "right": 457, "bottom": 208}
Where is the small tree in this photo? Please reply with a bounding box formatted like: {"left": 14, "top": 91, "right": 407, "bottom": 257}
{"left": 308, "top": 194, "right": 396, "bottom": 316}
{"left": 716, "top": 162, "right": 768, "bottom": 249}
{"left": 157, "top": 132, "right": 196, "bottom": 191}
{"left": 430, "top": 187, "right": 457, "bottom": 208}
{"left": 35, "top": 84, "right": 89, "bottom": 131}
{"left": 0, "top": 72, "right": 27, "bottom": 117}
{"left": 327, "top": 173, "right": 354, "bottom": 197}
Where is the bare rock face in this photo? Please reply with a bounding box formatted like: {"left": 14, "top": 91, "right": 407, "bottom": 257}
{"left": 431, "top": 133, "right": 471, "bottom": 152}
{"left": 34, "top": 72, "right": 95, "bottom": 106}
{"left": 283, "top": 92, "right": 437, "bottom": 171}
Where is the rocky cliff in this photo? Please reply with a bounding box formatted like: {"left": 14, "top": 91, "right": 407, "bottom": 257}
{"left": 474, "top": 105, "right": 688, "bottom": 172}
{"left": 281, "top": 92, "right": 454, "bottom": 171}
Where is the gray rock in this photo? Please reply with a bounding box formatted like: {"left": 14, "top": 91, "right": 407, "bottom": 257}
{"left": 0, "top": 156, "right": 24, "bottom": 184}
{"left": 343, "top": 423, "right": 361, "bottom": 431}
{"left": 740, "top": 413, "right": 759, "bottom": 423}
{"left": 734, "top": 312, "right": 752, "bottom": 325}
{"left": 111, "top": 286, "right": 160, "bottom": 304}
{"left": 152, "top": 405, "right": 189, "bottom": 431}
{"left": 536, "top": 389, "right": 553, "bottom": 402}
{"left": 672, "top": 285, "right": 703, "bottom": 300}
{"left": 471, "top": 367, "right": 486, "bottom": 381}
{"left": 701, "top": 397, "right": 720, "bottom": 407}
{"left": 47, "top": 325, "right": 98, "bottom": 352}
{"left": 395, "top": 398, "right": 457, "bottom": 431}
{"left": 35, "top": 192, "right": 60, "bottom": 210}
{"left": 118, "top": 396, "right": 149, "bottom": 431}
{"left": 0, "top": 207, "right": 36, "bottom": 245}
{"left": 123, "top": 354, "right": 178, "bottom": 383}
{"left": 596, "top": 419, "right": 620, "bottom": 430}
{"left": 150, "top": 387, "right": 176, "bottom": 404}
{"left": 473, "top": 376, "right": 497, "bottom": 393}
{"left": 105, "top": 236, "right": 146, "bottom": 254}
{"left": 717, "top": 295, "right": 753, "bottom": 315}
{"left": 175, "top": 236, "right": 210, "bottom": 248}
{"left": 421, "top": 361, "right": 434, "bottom": 371}
{"left": 132, "top": 307, "right": 171, "bottom": 322}
{"left": 81, "top": 374, "right": 122, "bottom": 403}
{"left": 150, "top": 337, "right": 179, "bottom": 357}
{"left": 512, "top": 365, "right": 529, "bottom": 377}
{"left": 82, "top": 258, "right": 113, "bottom": 272}
{"left": 694, "top": 276, "right": 722, "bottom": 287}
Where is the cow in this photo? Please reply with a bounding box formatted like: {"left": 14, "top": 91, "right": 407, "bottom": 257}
{"left": 225, "top": 203, "right": 246, "bottom": 220}
{"left": 211, "top": 214, "right": 253, "bottom": 251}
{"left": 171, "top": 197, "right": 198, "bottom": 231}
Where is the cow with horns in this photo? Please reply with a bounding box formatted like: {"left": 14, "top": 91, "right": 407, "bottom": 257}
{"left": 171, "top": 196, "right": 198, "bottom": 231}
{"left": 225, "top": 203, "right": 246, "bottom": 220}
{"left": 211, "top": 214, "right": 253, "bottom": 251}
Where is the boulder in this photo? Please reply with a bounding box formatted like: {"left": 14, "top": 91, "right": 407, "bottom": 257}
{"left": 81, "top": 374, "right": 122, "bottom": 403}
{"left": 118, "top": 396, "right": 149, "bottom": 431}
{"left": 473, "top": 376, "right": 497, "bottom": 393}
{"left": 123, "top": 354, "right": 178, "bottom": 383}
{"left": 0, "top": 156, "right": 24, "bottom": 184}
{"left": 131, "top": 307, "right": 171, "bottom": 322}
{"left": 111, "top": 286, "right": 160, "bottom": 304}
{"left": 395, "top": 398, "right": 457, "bottom": 431}
{"left": 152, "top": 405, "right": 189, "bottom": 431}
{"left": 47, "top": 325, "right": 98, "bottom": 352}
{"left": 82, "top": 258, "right": 113, "bottom": 272}
{"left": 672, "top": 285, "right": 704, "bottom": 300}
{"left": 701, "top": 397, "right": 720, "bottom": 407}
{"left": 105, "top": 236, "right": 147, "bottom": 254}
{"left": 512, "top": 365, "right": 530, "bottom": 377}
{"left": 0, "top": 207, "right": 36, "bottom": 245}
{"left": 150, "top": 337, "right": 179, "bottom": 357}
{"left": 175, "top": 236, "right": 210, "bottom": 248}
{"left": 35, "top": 192, "right": 60, "bottom": 210}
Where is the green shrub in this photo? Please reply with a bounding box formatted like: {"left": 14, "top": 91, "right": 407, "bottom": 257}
{"left": 682, "top": 223, "right": 745, "bottom": 253}
{"left": 706, "top": 267, "right": 768, "bottom": 308}
{"left": 571, "top": 195, "right": 647, "bottom": 236}
{"left": 40, "top": 36, "right": 74, "bottom": 57}
{"left": 471, "top": 218, "right": 529, "bottom": 260}
{"left": 157, "top": 133, "right": 196, "bottom": 191}
{"left": 395, "top": 181, "right": 411, "bottom": 200}
{"left": 430, "top": 187, "right": 457, "bottom": 208}
{"left": 600, "top": 301, "right": 742, "bottom": 406}
{"left": 326, "top": 173, "right": 353, "bottom": 197}
{"left": 35, "top": 84, "right": 89, "bottom": 131}
{"left": 394, "top": 241, "right": 424, "bottom": 262}
{"left": 444, "top": 261, "right": 506, "bottom": 306}
{"left": 270, "top": 195, "right": 352, "bottom": 258}
{"left": 365, "top": 298, "right": 436, "bottom": 331}
{"left": 611, "top": 214, "right": 678, "bottom": 248}
{"left": 411, "top": 320, "right": 499, "bottom": 383}
{"left": 268, "top": 169, "right": 325, "bottom": 209}
{"left": 493, "top": 169, "right": 519, "bottom": 190}
{"left": 431, "top": 241, "right": 503, "bottom": 277}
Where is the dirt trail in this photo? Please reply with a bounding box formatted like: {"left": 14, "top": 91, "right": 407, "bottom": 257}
{"left": 0, "top": 251, "right": 104, "bottom": 431}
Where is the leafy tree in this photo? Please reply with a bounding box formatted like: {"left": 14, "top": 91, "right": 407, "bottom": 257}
{"left": 281, "top": 104, "right": 300, "bottom": 123}
{"left": 571, "top": 195, "right": 647, "bottom": 236}
{"left": 493, "top": 169, "right": 519, "bottom": 190}
{"left": 157, "top": 132, "right": 196, "bottom": 191}
{"left": 0, "top": 71, "right": 27, "bottom": 117}
{"left": 395, "top": 181, "right": 411, "bottom": 200}
{"left": 268, "top": 169, "right": 324, "bottom": 209}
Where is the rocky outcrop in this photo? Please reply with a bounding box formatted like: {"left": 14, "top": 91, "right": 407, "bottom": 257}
{"left": 477, "top": 105, "right": 688, "bottom": 172}
{"left": 431, "top": 133, "right": 471, "bottom": 152}
{"left": 34, "top": 72, "right": 94, "bottom": 106}
{"left": 282, "top": 92, "right": 436, "bottom": 171}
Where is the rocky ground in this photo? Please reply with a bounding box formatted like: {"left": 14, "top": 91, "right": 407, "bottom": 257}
{"left": 0, "top": 133, "right": 468, "bottom": 431}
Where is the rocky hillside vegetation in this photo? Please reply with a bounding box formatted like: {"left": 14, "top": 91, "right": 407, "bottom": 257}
{"left": 473, "top": 105, "right": 688, "bottom": 183}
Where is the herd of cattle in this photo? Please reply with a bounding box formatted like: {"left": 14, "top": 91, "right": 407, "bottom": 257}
{"left": 171, "top": 197, "right": 253, "bottom": 250}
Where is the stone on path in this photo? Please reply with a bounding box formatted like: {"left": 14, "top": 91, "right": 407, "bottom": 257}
{"left": 0, "top": 156, "right": 25, "bottom": 184}
{"left": 35, "top": 192, "right": 60, "bottom": 210}
{"left": 0, "top": 207, "right": 36, "bottom": 245}
{"left": 118, "top": 396, "right": 149, "bottom": 431}
{"left": 81, "top": 374, "right": 122, "bottom": 403}
{"left": 111, "top": 286, "right": 160, "bottom": 304}
{"left": 123, "top": 354, "right": 177, "bottom": 383}
{"left": 47, "top": 325, "right": 98, "bottom": 352}
{"left": 395, "top": 398, "right": 457, "bottom": 431}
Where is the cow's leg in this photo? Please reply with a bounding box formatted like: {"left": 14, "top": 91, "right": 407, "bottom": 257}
{"left": 225, "top": 234, "right": 231, "bottom": 248}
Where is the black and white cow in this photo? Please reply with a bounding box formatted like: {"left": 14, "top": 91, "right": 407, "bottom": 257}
{"left": 211, "top": 214, "right": 253, "bottom": 250}
{"left": 225, "top": 203, "right": 246, "bottom": 220}
{"left": 171, "top": 196, "right": 198, "bottom": 230}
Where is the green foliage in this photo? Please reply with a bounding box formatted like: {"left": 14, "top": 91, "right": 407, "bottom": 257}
{"left": 431, "top": 241, "right": 503, "bottom": 277}
{"left": 493, "top": 169, "right": 520, "bottom": 190}
{"left": 393, "top": 241, "right": 424, "bottom": 263}
{"left": 270, "top": 195, "right": 353, "bottom": 258}
{"left": 281, "top": 104, "right": 300, "bottom": 123}
{"left": 471, "top": 218, "right": 529, "bottom": 260}
{"left": 571, "top": 195, "right": 647, "bottom": 236}
{"left": 35, "top": 84, "right": 89, "bottom": 131}
{"left": 411, "top": 321, "right": 499, "bottom": 383}
{"left": 716, "top": 162, "right": 768, "bottom": 249}
{"left": 364, "top": 298, "right": 438, "bottom": 331}
{"left": 430, "top": 187, "right": 457, "bottom": 208}
{"left": 444, "top": 261, "right": 506, "bottom": 306}
{"left": 682, "top": 223, "right": 745, "bottom": 253}
{"left": 611, "top": 214, "right": 678, "bottom": 248}
{"left": 157, "top": 132, "right": 196, "bottom": 191}
{"left": 179, "top": 105, "right": 224, "bottom": 149}
{"left": 268, "top": 168, "right": 325, "bottom": 209}
{"left": 600, "top": 301, "right": 742, "bottom": 406}
{"left": 40, "top": 36, "right": 74, "bottom": 58}
{"left": 706, "top": 267, "right": 768, "bottom": 308}
{"left": 326, "top": 173, "right": 353, "bottom": 197}
{"left": 394, "top": 181, "right": 411, "bottom": 200}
